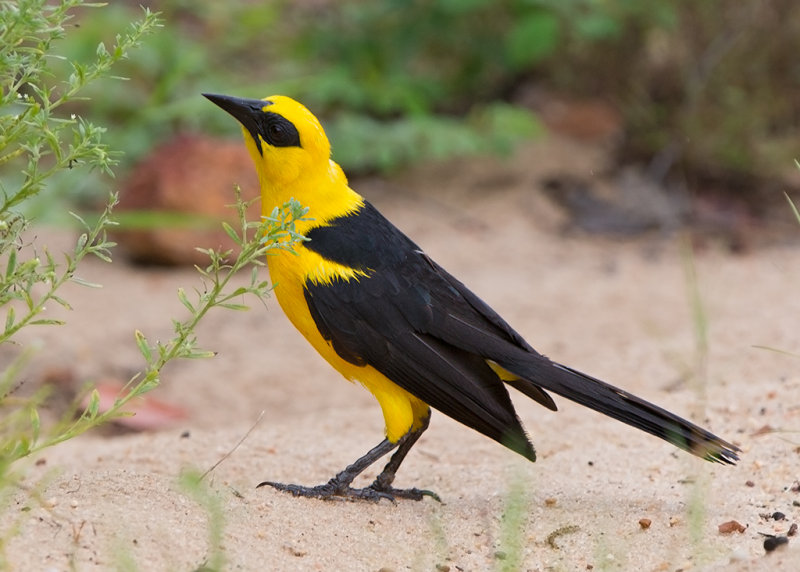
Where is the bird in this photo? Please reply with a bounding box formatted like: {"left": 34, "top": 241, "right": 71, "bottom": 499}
{"left": 203, "top": 92, "right": 739, "bottom": 502}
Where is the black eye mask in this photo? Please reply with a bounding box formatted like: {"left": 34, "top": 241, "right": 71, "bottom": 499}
{"left": 257, "top": 111, "right": 302, "bottom": 150}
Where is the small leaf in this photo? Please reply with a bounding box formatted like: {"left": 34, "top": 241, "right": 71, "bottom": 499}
{"left": 30, "top": 407, "right": 41, "bottom": 444}
{"left": 177, "top": 287, "right": 195, "bottom": 313}
{"left": 221, "top": 221, "right": 241, "bottom": 244}
{"left": 138, "top": 375, "right": 161, "bottom": 393}
{"left": 91, "top": 249, "right": 113, "bottom": 263}
{"left": 218, "top": 302, "right": 249, "bottom": 311}
{"left": 15, "top": 437, "right": 31, "bottom": 458}
{"left": 50, "top": 295, "right": 73, "bottom": 310}
{"left": 135, "top": 329, "right": 152, "bottom": 361}
{"left": 70, "top": 211, "right": 89, "bottom": 229}
{"left": 86, "top": 389, "right": 101, "bottom": 418}
{"left": 193, "top": 263, "right": 211, "bottom": 278}
{"left": 5, "top": 249, "right": 16, "bottom": 279}
{"left": 70, "top": 276, "right": 102, "bottom": 288}
{"left": 44, "top": 249, "right": 57, "bottom": 269}
{"left": 785, "top": 192, "right": 800, "bottom": 225}
{"left": 185, "top": 349, "right": 217, "bottom": 359}
{"left": 29, "top": 319, "right": 66, "bottom": 326}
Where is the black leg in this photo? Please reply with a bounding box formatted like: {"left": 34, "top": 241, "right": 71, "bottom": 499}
{"left": 257, "top": 415, "right": 438, "bottom": 502}
{"left": 368, "top": 413, "right": 440, "bottom": 502}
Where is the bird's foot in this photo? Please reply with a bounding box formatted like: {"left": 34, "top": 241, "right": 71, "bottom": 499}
{"left": 257, "top": 479, "right": 392, "bottom": 502}
{"left": 257, "top": 479, "right": 439, "bottom": 503}
{"left": 367, "top": 482, "right": 441, "bottom": 503}
{"left": 368, "top": 468, "right": 441, "bottom": 502}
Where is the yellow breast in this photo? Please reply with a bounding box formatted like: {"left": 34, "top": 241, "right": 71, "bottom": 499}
{"left": 266, "top": 245, "right": 429, "bottom": 442}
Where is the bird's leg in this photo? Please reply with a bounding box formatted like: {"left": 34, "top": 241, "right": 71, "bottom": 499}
{"left": 368, "top": 413, "right": 440, "bottom": 502}
{"left": 257, "top": 437, "right": 399, "bottom": 501}
{"left": 257, "top": 416, "right": 438, "bottom": 502}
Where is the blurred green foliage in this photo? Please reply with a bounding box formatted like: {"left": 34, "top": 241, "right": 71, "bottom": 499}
{"left": 6, "top": 0, "right": 798, "bottom": 209}
{"left": 0, "top": 1, "right": 161, "bottom": 217}
{"left": 286, "top": 0, "right": 560, "bottom": 115}
{"left": 53, "top": 0, "right": 555, "bottom": 179}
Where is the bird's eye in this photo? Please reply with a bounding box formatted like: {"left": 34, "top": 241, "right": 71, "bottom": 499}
{"left": 269, "top": 123, "right": 284, "bottom": 139}
{"left": 261, "top": 112, "right": 302, "bottom": 148}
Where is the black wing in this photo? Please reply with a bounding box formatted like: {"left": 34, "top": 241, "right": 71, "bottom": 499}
{"left": 304, "top": 202, "right": 539, "bottom": 459}
{"left": 303, "top": 202, "right": 739, "bottom": 465}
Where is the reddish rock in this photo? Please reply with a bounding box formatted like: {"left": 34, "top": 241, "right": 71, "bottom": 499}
{"left": 116, "top": 134, "right": 260, "bottom": 265}
{"left": 538, "top": 96, "right": 623, "bottom": 143}
{"left": 517, "top": 87, "right": 623, "bottom": 144}
{"left": 718, "top": 520, "right": 746, "bottom": 534}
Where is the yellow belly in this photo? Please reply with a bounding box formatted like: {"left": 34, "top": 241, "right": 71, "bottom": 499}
{"left": 267, "top": 246, "right": 429, "bottom": 442}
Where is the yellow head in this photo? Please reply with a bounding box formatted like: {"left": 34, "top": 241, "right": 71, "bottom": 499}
{"left": 203, "top": 93, "right": 332, "bottom": 188}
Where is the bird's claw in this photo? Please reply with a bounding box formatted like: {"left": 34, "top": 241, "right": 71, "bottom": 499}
{"left": 368, "top": 483, "right": 442, "bottom": 503}
{"left": 257, "top": 479, "right": 439, "bottom": 503}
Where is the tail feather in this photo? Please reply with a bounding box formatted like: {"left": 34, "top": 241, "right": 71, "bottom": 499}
{"left": 507, "top": 357, "right": 739, "bottom": 465}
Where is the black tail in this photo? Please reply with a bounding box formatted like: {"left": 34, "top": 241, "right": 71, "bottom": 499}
{"left": 506, "top": 356, "right": 740, "bottom": 465}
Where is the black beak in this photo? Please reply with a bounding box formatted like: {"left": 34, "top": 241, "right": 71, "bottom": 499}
{"left": 203, "top": 93, "right": 272, "bottom": 153}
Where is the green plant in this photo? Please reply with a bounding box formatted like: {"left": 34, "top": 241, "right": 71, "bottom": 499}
{"left": 179, "top": 469, "right": 227, "bottom": 572}
{"left": 0, "top": 0, "right": 307, "bottom": 522}
{"left": 496, "top": 470, "right": 530, "bottom": 572}
{"left": 1, "top": 2, "right": 157, "bottom": 561}
{"left": 1, "top": 0, "right": 160, "bottom": 467}
{"left": 0, "top": 1, "right": 158, "bottom": 211}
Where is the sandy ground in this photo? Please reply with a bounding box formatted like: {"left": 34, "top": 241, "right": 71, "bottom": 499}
{"left": 3, "top": 138, "right": 800, "bottom": 571}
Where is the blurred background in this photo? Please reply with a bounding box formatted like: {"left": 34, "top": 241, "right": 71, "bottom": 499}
{"left": 8, "top": 0, "right": 800, "bottom": 256}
